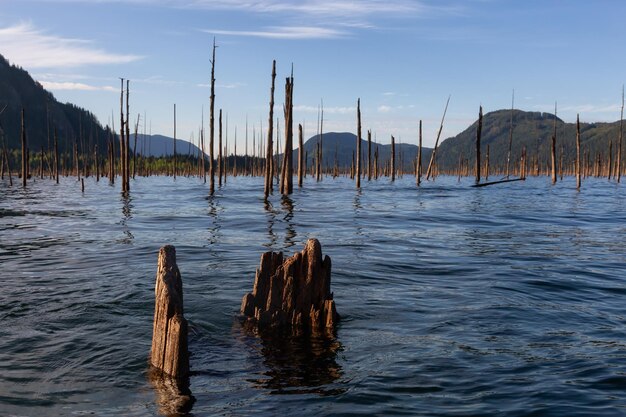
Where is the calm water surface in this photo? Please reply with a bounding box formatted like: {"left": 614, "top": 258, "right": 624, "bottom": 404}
{"left": 1, "top": 175, "right": 626, "bottom": 416}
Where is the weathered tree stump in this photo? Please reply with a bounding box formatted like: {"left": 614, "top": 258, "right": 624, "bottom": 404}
{"left": 241, "top": 239, "right": 339, "bottom": 332}
{"left": 150, "top": 245, "right": 189, "bottom": 379}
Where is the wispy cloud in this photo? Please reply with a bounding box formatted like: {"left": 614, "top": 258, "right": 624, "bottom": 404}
{"left": 378, "top": 105, "right": 392, "bottom": 113}
{"left": 172, "top": 0, "right": 423, "bottom": 17}
{"left": 39, "top": 81, "right": 117, "bottom": 91}
{"left": 202, "top": 26, "right": 346, "bottom": 40}
{"left": 0, "top": 22, "right": 142, "bottom": 69}
{"left": 294, "top": 105, "right": 356, "bottom": 115}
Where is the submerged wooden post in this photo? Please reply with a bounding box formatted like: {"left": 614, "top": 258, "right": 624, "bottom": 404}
{"left": 240, "top": 238, "right": 339, "bottom": 333}
{"left": 151, "top": 245, "right": 189, "bottom": 379}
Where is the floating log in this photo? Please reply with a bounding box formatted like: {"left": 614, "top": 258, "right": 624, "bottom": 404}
{"left": 150, "top": 245, "right": 189, "bottom": 379}
{"left": 240, "top": 238, "right": 339, "bottom": 333}
{"left": 471, "top": 177, "right": 525, "bottom": 187}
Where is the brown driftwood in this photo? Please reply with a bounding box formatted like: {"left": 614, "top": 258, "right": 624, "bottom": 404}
{"left": 240, "top": 239, "right": 339, "bottom": 333}
{"left": 150, "top": 245, "right": 189, "bottom": 379}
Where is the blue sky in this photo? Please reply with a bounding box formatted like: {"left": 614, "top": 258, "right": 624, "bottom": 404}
{"left": 0, "top": 0, "right": 624, "bottom": 151}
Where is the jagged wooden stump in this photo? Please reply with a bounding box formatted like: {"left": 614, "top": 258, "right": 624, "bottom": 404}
{"left": 150, "top": 245, "right": 189, "bottom": 379}
{"left": 241, "top": 238, "right": 339, "bottom": 332}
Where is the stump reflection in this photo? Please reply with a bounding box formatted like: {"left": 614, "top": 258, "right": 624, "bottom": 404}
{"left": 148, "top": 368, "right": 194, "bottom": 416}
{"left": 243, "top": 322, "right": 345, "bottom": 396}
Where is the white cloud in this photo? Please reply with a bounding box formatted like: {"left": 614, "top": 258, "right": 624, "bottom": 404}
{"left": 378, "top": 105, "right": 392, "bottom": 113}
{"left": 39, "top": 81, "right": 117, "bottom": 91}
{"left": 202, "top": 26, "right": 346, "bottom": 40}
{"left": 0, "top": 22, "right": 142, "bottom": 69}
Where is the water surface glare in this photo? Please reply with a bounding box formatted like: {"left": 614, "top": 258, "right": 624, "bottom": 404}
{"left": 1, "top": 175, "right": 626, "bottom": 416}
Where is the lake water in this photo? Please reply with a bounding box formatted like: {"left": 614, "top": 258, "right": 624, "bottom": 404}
{"left": 2, "top": 174, "right": 626, "bottom": 416}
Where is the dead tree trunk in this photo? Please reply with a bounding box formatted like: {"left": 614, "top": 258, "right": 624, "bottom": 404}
{"left": 618, "top": 86, "right": 624, "bottom": 183}
{"left": 551, "top": 103, "right": 557, "bottom": 184}
{"left": 209, "top": 38, "right": 216, "bottom": 195}
{"left": 356, "top": 98, "right": 361, "bottom": 188}
{"left": 280, "top": 74, "right": 294, "bottom": 195}
{"left": 173, "top": 104, "right": 177, "bottom": 179}
{"left": 576, "top": 114, "right": 581, "bottom": 190}
{"left": 506, "top": 90, "right": 514, "bottom": 179}
{"left": 150, "top": 245, "right": 189, "bottom": 379}
{"left": 391, "top": 135, "right": 396, "bottom": 182}
{"left": 426, "top": 96, "right": 450, "bottom": 180}
{"left": 608, "top": 141, "right": 613, "bottom": 181}
{"left": 218, "top": 109, "right": 223, "bottom": 187}
{"left": 298, "top": 123, "right": 303, "bottom": 187}
{"left": 21, "top": 109, "right": 27, "bottom": 187}
{"left": 264, "top": 61, "right": 276, "bottom": 196}
{"left": 125, "top": 80, "right": 131, "bottom": 192}
{"left": 367, "top": 129, "right": 372, "bottom": 181}
{"left": 475, "top": 106, "right": 482, "bottom": 185}
{"left": 416, "top": 120, "right": 422, "bottom": 186}
{"left": 133, "top": 114, "right": 139, "bottom": 179}
{"left": 120, "top": 79, "right": 126, "bottom": 191}
{"left": 485, "top": 144, "right": 490, "bottom": 181}
{"left": 54, "top": 128, "right": 59, "bottom": 184}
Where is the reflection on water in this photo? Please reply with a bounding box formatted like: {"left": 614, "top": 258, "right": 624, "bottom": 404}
{"left": 148, "top": 368, "right": 194, "bottom": 417}
{"left": 206, "top": 195, "right": 221, "bottom": 246}
{"left": 119, "top": 194, "right": 134, "bottom": 243}
{"left": 263, "top": 199, "right": 278, "bottom": 250}
{"left": 281, "top": 196, "right": 296, "bottom": 249}
{"left": 241, "top": 322, "right": 344, "bottom": 396}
